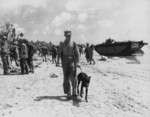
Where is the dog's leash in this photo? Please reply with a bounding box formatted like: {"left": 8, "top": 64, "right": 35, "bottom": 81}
{"left": 79, "top": 67, "right": 83, "bottom": 73}
{"left": 77, "top": 65, "right": 82, "bottom": 72}
{"left": 78, "top": 65, "right": 85, "bottom": 77}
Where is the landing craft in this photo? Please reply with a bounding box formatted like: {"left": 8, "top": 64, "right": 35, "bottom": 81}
{"left": 95, "top": 38, "right": 148, "bottom": 56}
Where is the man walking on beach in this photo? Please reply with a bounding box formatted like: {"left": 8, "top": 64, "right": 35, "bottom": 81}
{"left": 56, "top": 30, "right": 80, "bottom": 98}
{"left": 89, "top": 44, "right": 95, "bottom": 65}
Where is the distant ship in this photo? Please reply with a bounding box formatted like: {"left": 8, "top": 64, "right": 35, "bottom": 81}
{"left": 95, "top": 38, "right": 148, "bottom": 56}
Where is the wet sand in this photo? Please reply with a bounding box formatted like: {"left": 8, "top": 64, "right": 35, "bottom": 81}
{"left": 0, "top": 52, "right": 150, "bottom": 117}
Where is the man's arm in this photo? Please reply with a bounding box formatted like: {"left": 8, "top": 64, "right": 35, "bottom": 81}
{"left": 74, "top": 42, "right": 80, "bottom": 64}
{"left": 56, "top": 41, "right": 63, "bottom": 65}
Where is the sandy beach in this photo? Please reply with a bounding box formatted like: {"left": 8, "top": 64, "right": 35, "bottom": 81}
{"left": 0, "top": 48, "right": 150, "bottom": 117}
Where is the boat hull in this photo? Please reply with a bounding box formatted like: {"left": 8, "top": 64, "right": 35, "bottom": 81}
{"left": 95, "top": 41, "right": 146, "bottom": 56}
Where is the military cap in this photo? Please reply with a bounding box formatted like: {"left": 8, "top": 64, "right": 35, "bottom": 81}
{"left": 20, "top": 33, "right": 24, "bottom": 37}
{"left": 64, "top": 30, "right": 72, "bottom": 36}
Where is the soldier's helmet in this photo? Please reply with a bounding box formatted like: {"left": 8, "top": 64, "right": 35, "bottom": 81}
{"left": 64, "top": 30, "right": 72, "bottom": 36}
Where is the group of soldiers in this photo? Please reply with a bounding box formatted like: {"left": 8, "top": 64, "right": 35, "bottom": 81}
{"left": 0, "top": 20, "right": 60, "bottom": 75}
{"left": 0, "top": 32, "right": 60, "bottom": 75}
{"left": 39, "top": 44, "right": 58, "bottom": 63}
{"left": 0, "top": 33, "right": 35, "bottom": 75}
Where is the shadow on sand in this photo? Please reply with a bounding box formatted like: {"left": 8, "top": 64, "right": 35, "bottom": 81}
{"left": 0, "top": 73, "right": 20, "bottom": 76}
{"left": 124, "top": 56, "right": 141, "bottom": 64}
{"left": 108, "top": 55, "right": 141, "bottom": 64}
{"left": 0, "top": 72, "right": 33, "bottom": 76}
{"left": 119, "top": 55, "right": 141, "bottom": 64}
{"left": 34, "top": 95, "right": 83, "bottom": 107}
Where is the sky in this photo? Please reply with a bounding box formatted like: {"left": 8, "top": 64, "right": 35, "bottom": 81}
{"left": 0, "top": 0, "right": 149, "bottom": 45}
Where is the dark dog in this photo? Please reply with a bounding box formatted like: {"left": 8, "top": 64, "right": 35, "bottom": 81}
{"left": 77, "top": 72, "right": 91, "bottom": 102}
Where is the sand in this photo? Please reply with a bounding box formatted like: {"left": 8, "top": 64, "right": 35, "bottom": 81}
{"left": 0, "top": 52, "right": 150, "bottom": 117}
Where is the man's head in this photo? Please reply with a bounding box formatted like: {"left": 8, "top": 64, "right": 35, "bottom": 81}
{"left": 64, "top": 30, "right": 72, "bottom": 42}
{"left": 86, "top": 43, "right": 89, "bottom": 47}
{"left": 20, "top": 33, "right": 24, "bottom": 37}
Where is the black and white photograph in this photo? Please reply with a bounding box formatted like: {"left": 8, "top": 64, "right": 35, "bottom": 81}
{"left": 0, "top": 0, "right": 149, "bottom": 117}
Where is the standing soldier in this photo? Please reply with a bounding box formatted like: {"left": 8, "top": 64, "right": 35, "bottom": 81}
{"left": 56, "top": 30, "right": 80, "bottom": 99}
{"left": 51, "top": 45, "right": 57, "bottom": 64}
{"left": 89, "top": 44, "right": 95, "bottom": 65}
{"left": 26, "top": 41, "right": 35, "bottom": 73}
{"left": 20, "top": 39, "right": 29, "bottom": 74}
{"left": 10, "top": 40, "right": 20, "bottom": 67}
{"left": 0, "top": 36, "right": 10, "bottom": 75}
{"left": 84, "top": 43, "right": 90, "bottom": 63}
{"left": 41, "top": 46, "right": 48, "bottom": 62}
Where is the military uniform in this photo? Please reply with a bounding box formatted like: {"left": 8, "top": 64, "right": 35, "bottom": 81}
{"left": 20, "top": 42, "right": 29, "bottom": 74}
{"left": 57, "top": 31, "right": 80, "bottom": 97}
{"left": 85, "top": 43, "right": 90, "bottom": 63}
{"left": 89, "top": 45, "right": 95, "bottom": 64}
{"left": 41, "top": 46, "right": 48, "bottom": 62}
{"left": 0, "top": 37, "right": 10, "bottom": 75}
{"left": 27, "top": 43, "right": 35, "bottom": 73}
{"left": 51, "top": 45, "right": 57, "bottom": 64}
{"left": 10, "top": 41, "right": 20, "bottom": 67}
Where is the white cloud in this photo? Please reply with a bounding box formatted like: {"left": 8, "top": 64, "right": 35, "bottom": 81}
{"left": 14, "top": 9, "right": 20, "bottom": 15}
{"left": 0, "top": 0, "right": 149, "bottom": 44}
{"left": 42, "top": 26, "right": 50, "bottom": 36}
{"left": 16, "top": 27, "right": 25, "bottom": 34}
{"left": 0, "top": 0, "right": 48, "bottom": 11}
{"left": 78, "top": 24, "right": 87, "bottom": 31}
{"left": 54, "top": 29, "right": 62, "bottom": 36}
{"left": 13, "top": 23, "right": 25, "bottom": 34}
{"left": 28, "top": 21, "right": 35, "bottom": 24}
{"left": 66, "top": 0, "right": 120, "bottom": 12}
{"left": 52, "top": 12, "right": 75, "bottom": 26}
{"left": 13, "top": 23, "right": 19, "bottom": 28}
{"left": 66, "top": 0, "right": 85, "bottom": 12}
{"left": 98, "top": 20, "right": 114, "bottom": 28}
{"left": 23, "top": 7, "right": 37, "bottom": 18}
{"left": 78, "top": 34, "right": 87, "bottom": 43}
{"left": 125, "top": 0, "right": 149, "bottom": 28}
{"left": 39, "top": 20, "right": 50, "bottom": 28}
{"left": 78, "top": 13, "right": 88, "bottom": 22}
{"left": 33, "top": 30, "right": 39, "bottom": 36}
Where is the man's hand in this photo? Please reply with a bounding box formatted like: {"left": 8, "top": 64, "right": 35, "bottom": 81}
{"left": 77, "top": 63, "right": 80, "bottom": 68}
